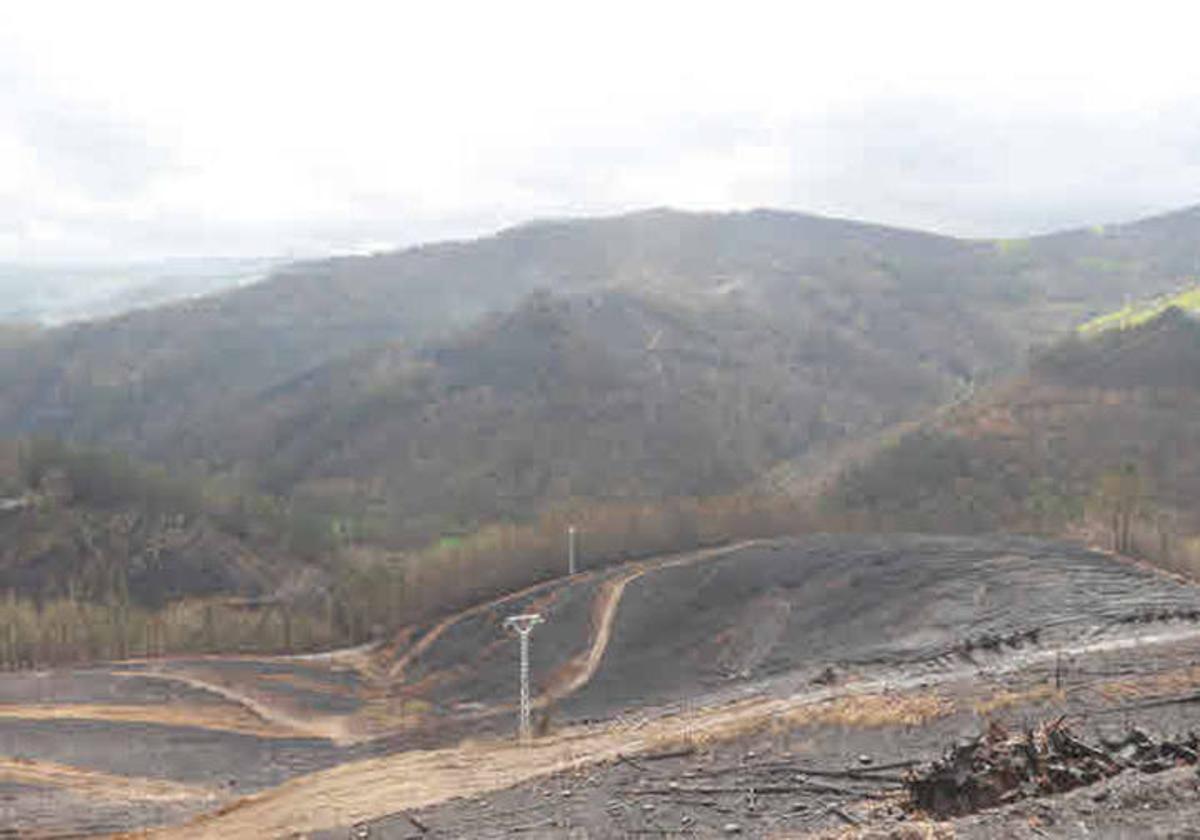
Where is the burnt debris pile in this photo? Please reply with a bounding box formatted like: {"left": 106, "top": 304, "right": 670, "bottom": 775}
{"left": 908, "top": 718, "right": 1200, "bottom": 817}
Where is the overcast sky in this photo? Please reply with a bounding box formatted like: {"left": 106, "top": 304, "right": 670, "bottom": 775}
{"left": 4, "top": 0, "right": 1200, "bottom": 261}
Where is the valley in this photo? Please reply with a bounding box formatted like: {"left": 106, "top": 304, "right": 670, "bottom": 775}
{"left": 4, "top": 206, "right": 1200, "bottom": 837}
{"left": 8, "top": 5, "right": 1200, "bottom": 834}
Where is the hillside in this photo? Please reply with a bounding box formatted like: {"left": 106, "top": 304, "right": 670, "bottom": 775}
{"left": 2, "top": 205, "right": 1200, "bottom": 622}
{"left": 3, "top": 206, "right": 1198, "bottom": 543}
{"left": 224, "top": 287, "right": 961, "bottom": 543}
{"left": 0, "top": 439, "right": 287, "bottom": 607}
{"left": 377, "top": 535, "right": 1200, "bottom": 722}
{"left": 1013, "top": 204, "right": 1200, "bottom": 302}
{"left": 1078, "top": 283, "right": 1200, "bottom": 335}
{"left": 0, "top": 209, "right": 1018, "bottom": 459}
{"left": 823, "top": 308, "right": 1200, "bottom": 573}
{"left": 8, "top": 534, "right": 1200, "bottom": 836}
{"left": 0, "top": 437, "right": 406, "bottom": 667}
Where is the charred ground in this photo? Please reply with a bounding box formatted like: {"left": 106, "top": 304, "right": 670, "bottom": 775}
{"left": 0, "top": 535, "right": 1198, "bottom": 836}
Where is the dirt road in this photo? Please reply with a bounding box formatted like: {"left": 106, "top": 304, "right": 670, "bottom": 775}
{"left": 156, "top": 620, "right": 1200, "bottom": 837}
{"left": 5, "top": 535, "right": 1200, "bottom": 836}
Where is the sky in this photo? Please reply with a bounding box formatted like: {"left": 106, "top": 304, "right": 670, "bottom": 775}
{"left": 4, "top": 0, "right": 1200, "bottom": 261}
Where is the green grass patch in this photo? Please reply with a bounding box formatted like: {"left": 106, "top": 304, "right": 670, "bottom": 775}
{"left": 1078, "top": 284, "right": 1200, "bottom": 335}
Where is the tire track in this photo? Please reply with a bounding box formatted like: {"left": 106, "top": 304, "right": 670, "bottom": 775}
{"left": 0, "top": 756, "right": 217, "bottom": 803}
{"left": 0, "top": 703, "right": 291, "bottom": 740}
{"left": 150, "top": 621, "right": 1200, "bottom": 838}
{"left": 138, "top": 668, "right": 355, "bottom": 744}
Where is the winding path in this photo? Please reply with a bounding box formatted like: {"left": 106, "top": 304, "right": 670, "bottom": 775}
{"left": 156, "top": 618, "right": 1200, "bottom": 838}
{"left": 539, "top": 541, "right": 759, "bottom": 703}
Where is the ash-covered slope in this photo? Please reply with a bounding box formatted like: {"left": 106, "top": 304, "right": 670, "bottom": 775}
{"left": 381, "top": 535, "right": 1200, "bottom": 724}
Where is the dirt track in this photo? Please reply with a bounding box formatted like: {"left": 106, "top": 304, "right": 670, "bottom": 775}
{"left": 135, "top": 668, "right": 355, "bottom": 743}
{"left": 139, "top": 685, "right": 956, "bottom": 837}
{"left": 0, "top": 702, "right": 289, "bottom": 739}
{"left": 374, "top": 534, "right": 1200, "bottom": 724}
{"left": 166, "top": 625, "right": 1200, "bottom": 837}
{"left": 567, "top": 535, "right": 1200, "bottom": 714}
{"left": 0, "top": 756, "right": 214, "bottom": 802}
{"left": 4, "top": 534, "right": 1200, "bottom": 836}
{"left": 151, "top": 537, "right": 1200, "bottom": 836}
{"left": 315, "top": 631, "right": 1200, "bottom": 838}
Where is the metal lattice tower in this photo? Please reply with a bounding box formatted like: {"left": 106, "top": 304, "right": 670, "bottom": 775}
{"left": 503, "top": 613, "right": 544, "bottom": 742}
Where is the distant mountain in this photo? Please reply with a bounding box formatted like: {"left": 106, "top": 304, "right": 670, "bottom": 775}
{"left": 1010, "top": 205, "right": 1200, "bottom": 301}
{"left": 822, "top": 309, "right": 1200, "bottom": 573}
{"left": 0, "top": 257, "right": 279, "bottom": 326}
{"left": 2, "top": 206, "right": 1200, "bottom": 543}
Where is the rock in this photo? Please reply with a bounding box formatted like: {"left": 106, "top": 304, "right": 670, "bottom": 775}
{"left": 813, "top": 665, "right": 838, "bottom": 685}
{"left": 858, "top": 754, "right": 874, "bottom": 765}
{"left": 723, "top": 823, "right": 743, "bottom": 834}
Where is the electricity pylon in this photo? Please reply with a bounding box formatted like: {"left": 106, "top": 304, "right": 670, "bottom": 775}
{"left": 503, "top": 613, "right": 544, "bottom": 742}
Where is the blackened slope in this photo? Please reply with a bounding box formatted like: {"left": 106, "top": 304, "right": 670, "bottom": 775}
{"left": 381, "top": 535, "right": 1200, "bottom": 721}
{"left": 564, "top": 535, "right": 1200, "bottom": 716}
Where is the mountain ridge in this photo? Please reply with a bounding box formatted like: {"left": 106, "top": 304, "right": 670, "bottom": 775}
{"left": 5, "top": 202, "right": 1200, "bottom": 545}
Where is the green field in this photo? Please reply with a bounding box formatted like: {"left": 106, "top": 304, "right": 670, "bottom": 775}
{"left": 1079, "top": 284, "right": 1200, "bottom": 335}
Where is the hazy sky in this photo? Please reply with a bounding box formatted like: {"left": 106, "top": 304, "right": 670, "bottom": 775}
{"left": 4, "top": 0, "right": 1200, "bottom": 260}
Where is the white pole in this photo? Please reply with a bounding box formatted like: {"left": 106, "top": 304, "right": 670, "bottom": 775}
{"left": 568, "top": 525, "right": 577, "bottom": 576}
